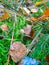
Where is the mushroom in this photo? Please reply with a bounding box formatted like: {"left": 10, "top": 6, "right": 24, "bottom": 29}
{"left": 20, "top": 29, "right": 25, "bottom": 34}
{"left": 24, "top": 25, "right": 32, "bottom": 35}
{"left": 24, "top": 25, "right": 35, "bottom": 39}
{"left": 20, "top": 25, "right": 35, "bottom": 39}
{"left": 9, "top": 42, "right": 27, "bottom": 63}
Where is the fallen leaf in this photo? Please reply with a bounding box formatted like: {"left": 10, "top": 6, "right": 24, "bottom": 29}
{"left": 20, "top": 7, "right": 30, "bottom": 15}
{"left": 31, "top": 8, "right": 38, "bottom": 13}
{"left": 1, "top": 11, "right": 10, "bottom": 20}
{"left": 23, "top": 7, "right": 30, "bottom": 14}
{"left": 0, "top": 24, "right": 8, "bottom": 31}
{"left": 46, "top": 56, "right": 49, "bottom": 62}
{"left": 38, "top": 7, "right": 49, "bottom": 20}
{"left": 0, "top": 5, "right": 4, "bottom": 8}
{"left": 43, "top": 7, "right": 49, "bottom": 17}
{"left": 9, "top": 42, "right": 27, "bottom": 63}
{"left": 31, "top": 17, "right": 38, "bottom": 21}
{"left": 35, "top": 1, "right": 43, "bottom": 6}
{"left": 31, "top": 7, "right": 49, "bottom": 21}
{"left": 25, "top": 0, "right": 32, "bottom": 6}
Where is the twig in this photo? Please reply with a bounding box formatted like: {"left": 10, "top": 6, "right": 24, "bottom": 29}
{"left": 6, "top": 55, "right": 10, "bottom": 65}
{"left": 6, "top": 14, "right": 17, "bottom": 65}
{"left": 27, "top": 28, "right": 43, "bottom": 54}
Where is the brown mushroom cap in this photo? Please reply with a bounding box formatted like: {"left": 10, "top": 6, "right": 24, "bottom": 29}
{"left": 20, "top": 25, "right": 35, "bottom": 39}
{"left": 24, "top": 25, "right": 32, "bottom": 35}
{"left": 9, "top": 42, "right": 27, "bottom": 63}
{"left": 24, "top": 25, "right": 35, "bottom": 39}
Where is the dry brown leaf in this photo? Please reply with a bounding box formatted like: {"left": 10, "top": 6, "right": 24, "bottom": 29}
{"left": 20, "top": 7, "right": 30, "bottom": 15}
{"left": 31, "top": 17, "right": 38, "bottom": 21}
{"left": 25, "top": 0, "right": 32, "bottom": 6}
{"left": 1, "top": 11, "right": 10, "bottom": 20}
{"left": 23, "top": 7, "right": 30, "bottom": 14}
{"left": 31, "top": 7, "right": 49, "bottom": 21}
{"left": 38, "top": 7, "right": 49, "bottom": 20}
{"left": 35, "top": 0, "right": 47, "bottom": 6}
{"left": 31, "top": 8, "right": 38, "bottom": 13}
{"left": 0, "top": 24, "right": 8, "bottom": 31}
{"left": 9, "top": 42, "right": 27, "bottom": 63}
{"left": 46, "top": 56, "right": 49, "bottom": 62}
{"left": 43, "top": 7, "right": 49, "bottom": 17}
